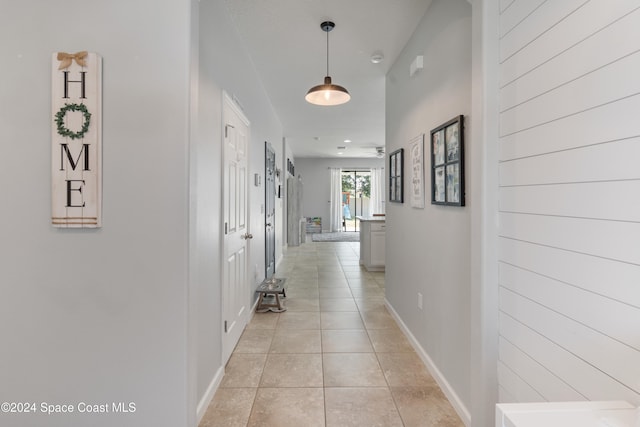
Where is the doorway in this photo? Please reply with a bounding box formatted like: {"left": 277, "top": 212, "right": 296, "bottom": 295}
{"left": 341, "top": 170, "right": 371, "bottom": 232}
{"left": 265, "top": 142, "right": 276, "bottom": 279}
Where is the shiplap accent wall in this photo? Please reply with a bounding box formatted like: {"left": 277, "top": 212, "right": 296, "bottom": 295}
{"left": 497, "top": 0, "right": 640, "bottom": 405}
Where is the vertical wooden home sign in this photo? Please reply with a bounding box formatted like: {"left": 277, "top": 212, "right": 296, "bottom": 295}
{"left": 51, "top": 51, "right": 102, "bottom": 228}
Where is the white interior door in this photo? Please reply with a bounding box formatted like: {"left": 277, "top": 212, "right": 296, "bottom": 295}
{"left": 222, "top": 93, "right": 250, "bottom": 364}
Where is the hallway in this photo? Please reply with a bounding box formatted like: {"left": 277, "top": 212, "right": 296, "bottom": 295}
{"left": 199, "top": 241, "right": 463, "bottom": 427}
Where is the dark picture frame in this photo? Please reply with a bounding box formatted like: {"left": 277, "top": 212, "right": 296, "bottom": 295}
{"left": 389, "top": 148, "right": 404, "bottom": 203}
{"left": 430, "top": 115, "right": 464, "bottom": 206}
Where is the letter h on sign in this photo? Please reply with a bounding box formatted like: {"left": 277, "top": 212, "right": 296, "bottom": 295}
{"left": 63, "top": 71, "right": 87, "bottom": 99}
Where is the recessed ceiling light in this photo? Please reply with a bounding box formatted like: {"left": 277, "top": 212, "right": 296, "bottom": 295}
{"left": 370, "top": 52, "right": 384, "bottom": 64}
{"left": 343, "top": 139, "right": 352, "bottom": 143}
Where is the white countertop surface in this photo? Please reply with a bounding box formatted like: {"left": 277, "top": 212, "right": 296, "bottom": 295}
{"left": 356, "top": 216, "right": 385, "bottom": 222}
{"left": 496, "top": 401, "right": 639, "bottom": 427}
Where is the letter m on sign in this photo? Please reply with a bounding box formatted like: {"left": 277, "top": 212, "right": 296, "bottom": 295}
{"left": 60, "top": 143, "right": 90, "bottom": 171}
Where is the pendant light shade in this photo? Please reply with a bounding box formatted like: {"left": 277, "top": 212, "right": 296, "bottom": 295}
{"left": 305, "top": 21, "right": 350, "bottom": 106}
{"left": 305, "top": 76, "right": 351, "bottom": 106}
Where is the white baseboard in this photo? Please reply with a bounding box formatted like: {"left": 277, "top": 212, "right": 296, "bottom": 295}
{"left": 196, "top": 365, "right": 224, "bottom": 425}
{"left": 196, "top": 291, "right": 263, "bottom": 424}
{"left": 385, "top": 299, "right": 472, "bottom": 427}
{"left": 248, "top": 295, "right": 259, "bottom": 322}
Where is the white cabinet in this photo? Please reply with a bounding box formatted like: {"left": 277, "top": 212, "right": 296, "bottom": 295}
{"left": 359, "top": 219, "right": 385, "bottom": 271}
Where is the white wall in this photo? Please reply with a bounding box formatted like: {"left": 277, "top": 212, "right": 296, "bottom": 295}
{"left": 274, "top": 138, "right": 286, "bottom": 268}
{"left": 276, "top": 137, "right": 293, "bottom": 260}
{"left": 280, "top": 138, "right": 295, "bottom": 257}
{"left": 0, "top": 1, "right": 191, "bottom": 426}
{"left": 295, "top": 157, "right": 385, "bottom": 232}
{"left": 496, "top": 0, "right": 640, "bottom": 405}
{"left": 385, "top": 0, "right": 472, "bottom": 423}
{"left": 194, "top": 0, "right": 284, "bottom": 420}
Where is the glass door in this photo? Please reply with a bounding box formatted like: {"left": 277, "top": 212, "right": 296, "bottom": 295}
{"left": 341, "top": 170, "right": 371, "bottom": 232}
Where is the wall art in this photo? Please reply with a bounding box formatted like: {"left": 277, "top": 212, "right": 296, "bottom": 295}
{"left": 388, "top": 148, "right": 404, "bottom": 203}
{"left": 51, "top": 51, "right": 102, "bottom": 227}
{"left": 409, "top": 134, "right": 425, "bottom": 208}
{"left": 430, "top": 115, "right": 464, "bottom": 206}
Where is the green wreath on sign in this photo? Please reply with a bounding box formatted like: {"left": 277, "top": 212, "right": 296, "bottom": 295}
{"left": 55, "top": 103, "right": 91, "bottom": 140}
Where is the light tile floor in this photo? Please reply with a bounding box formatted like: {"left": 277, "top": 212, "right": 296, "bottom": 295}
{"left": 199, "top": 241, "right": 464, "bottom": 427}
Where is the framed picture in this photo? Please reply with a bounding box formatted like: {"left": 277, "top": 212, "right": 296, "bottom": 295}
{"left": 430, "top": 115, "right": 464, "bottom": 206}
{"left": 388, "top": 148, "right": 404, "bottom": 203}
{"left": 409, "top": 134, "right": 425, "bottom": 208}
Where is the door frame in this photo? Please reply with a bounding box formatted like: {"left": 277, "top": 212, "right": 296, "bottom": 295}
{"left": 265, "top": 142, "right": 276, "bottom": 279}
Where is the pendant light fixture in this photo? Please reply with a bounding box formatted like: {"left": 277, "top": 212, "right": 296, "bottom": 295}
{"left": 305, "top": 21, "right": 351, "bottom": 106}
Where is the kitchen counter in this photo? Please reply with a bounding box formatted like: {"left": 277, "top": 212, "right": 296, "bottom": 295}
{"left": 357, "top": 216, "right": 385, "bottom": 271}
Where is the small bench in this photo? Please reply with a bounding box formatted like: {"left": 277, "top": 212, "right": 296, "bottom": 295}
{"left": 255, "top": 278, "right": 287, "bottom": 312}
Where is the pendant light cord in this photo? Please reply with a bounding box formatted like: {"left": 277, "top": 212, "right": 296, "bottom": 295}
{"left": 326, "top": 28, "right": 330, "bottom": 77}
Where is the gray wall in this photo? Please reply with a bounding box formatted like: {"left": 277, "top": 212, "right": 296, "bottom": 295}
{"left": 0, "top": 1, "right": 285, "bottom": 426}
{"left": 468, "top": 1, "right": 500, "bottom": 426}
{"left": 295, "top": 157, "right": 385, "bottom": 232}
{"left": 385, "top": 0, "right": 472, "bottom": 422}
{"left": 194, "top": 0, "right": 284, "bottom": 419}
{"left": 0, "top": 1, "right": 191, "bottom": 426}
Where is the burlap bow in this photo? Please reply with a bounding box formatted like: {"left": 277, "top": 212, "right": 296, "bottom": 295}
{"left": 57, "top": 51, "right": 88, "bottom": 70}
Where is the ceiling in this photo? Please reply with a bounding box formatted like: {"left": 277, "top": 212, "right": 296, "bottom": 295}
{"left": 223, "top": 0, "right": 434, "bottom": 158}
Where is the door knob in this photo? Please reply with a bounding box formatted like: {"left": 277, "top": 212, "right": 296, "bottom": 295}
{"left": 241, "top": 233, "right": 253, "bottom": 240}
{"left": 266, "top": 223, "right": 272, "bottom": 227}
